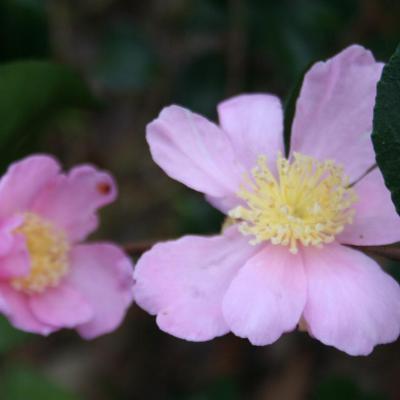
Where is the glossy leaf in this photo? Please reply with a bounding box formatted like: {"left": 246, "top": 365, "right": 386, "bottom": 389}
{"left": 372, "top": 44, "right": 400, "bottom": 214}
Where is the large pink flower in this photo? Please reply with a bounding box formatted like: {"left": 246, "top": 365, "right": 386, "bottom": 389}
{"left": 134, "top": 45, "right": 400, "bottom": 356}
{"left": 0, "top": 155, "right": 134, "bottom": 338}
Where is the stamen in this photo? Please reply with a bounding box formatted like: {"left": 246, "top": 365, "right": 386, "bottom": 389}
{"left": 229, "top": 153, "right": 357, "bottom": 254}
{"left": 12, "top": 213, "right": 70, "bottom": 294}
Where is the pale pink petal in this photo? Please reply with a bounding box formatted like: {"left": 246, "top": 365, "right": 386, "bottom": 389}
{"left": 205, "top": 194, "right": 243, "bottom": 215}
{"left": 0, "top": 235, "right": 30, "bottom": 279}
{"left": 0, "top": 283, "right": 55, "bottom": 335}
{"left": 32, "top": 165, "right": 117, "bottom": 242}
{"left": 290, "top": 45, "right": 383, "bottom": 182}
{"left": 218, "top": 94, "right": 284, "bottom": 170}
{"left": 222, "top": 245, "right": 306, "bottom": 345}
{"left": 65, "top": 244, "right": 134, "bottom": 339}
{"left": 134, "top": 227, "right": 258, "bottom": 341}
{"left": 338, "top": 169, "right": 400, "bottom": 246}
{"left": 29, "top": 284, "right": 93, "bottom": 328}
{"left": 0, "top": 155, "right": 60, "bottom": 218}
{"left": 302, "top": 244, "right": 400, "bottom": 356}
{"left": 147, "top": 105, "right": 243, "bottom": 201}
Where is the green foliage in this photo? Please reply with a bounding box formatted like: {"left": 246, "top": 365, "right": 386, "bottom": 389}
{"left": 0, "top": 0, "right": 49, "bottom": 61}
{"left": 0, "top": 316, "right": 31, "bottom": 353}
{"left": 183, "top": 378, "right": 239, "bottom": 400}
{"left": 95, "top": 24, "right": 158, "bottom": 91}
{"left": 1, "top": 364, "right": 80, "bottom": 400}
{"left": 283, "top": 61, "right": 313, "bottom": 156}
{"left": 372, "top": 43, "right": 400, "bottom": 214}
{"left": 313, "top": 376, "right": 386, "bottom": 400}
{"left": 174, "top": 53, "right": 226, "bottom": 118}
{"left": 174, "top": 191, "right": 224, "bottom": 235}
{"left": 0, "top": 60, "right": 97, "bottom": 170}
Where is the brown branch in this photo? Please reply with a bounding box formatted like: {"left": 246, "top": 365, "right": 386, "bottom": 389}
{"left": 351, "top": 243, "right": 400, "bottom": 262}
{"left": 123, "top": 240, "right": 157, "bottom": 256}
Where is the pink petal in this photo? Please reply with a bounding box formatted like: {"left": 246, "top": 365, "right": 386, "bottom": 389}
{"left": 338, "top": 169, "right": 400, "bottom": 246}
{"left": 290, "top": 45, "right": 383, "bottom": 182}
{"left": 32, "top": 165, "right": 117, "bottom": 242}
{"left": 0, "top": 215, "right": 24, "bottom": 256}
{"left": 0, "top": 155, "right": 60, "bottom": 218}
{"left": 217, "top": 94, "right": 284, "bottom": 170}
{"left": 222, "top": 245, "right": 306, "bottom": 345}
{"left": 147, "top": 105, "right": 243, "bottom": 202}
{"left": 0, "top": 234, "right": 30, "bottom": 279}
{"left": 0, "top": 283, "right": 55, "bottom": 335}
{"left": 30, "top": 283, "right": 93, "bottom": 328}
{"left": 302, "top": 244, "right": 400, "bottom": 356}
{"left": 65, "top": 244, "right": 134, "bottom": 339}
{"left": 134, "top": 227, "right": 258, "bottom": 341}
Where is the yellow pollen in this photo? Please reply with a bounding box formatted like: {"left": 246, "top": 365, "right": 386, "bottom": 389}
{"left": 12, "top": 213, "right": 70, "bottom": 294}
{"left": 228, "top": 153, "right": 357, "bottom": 254}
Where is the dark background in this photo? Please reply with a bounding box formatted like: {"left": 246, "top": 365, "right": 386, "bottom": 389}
{"left": 1, "top": 0, "right": 400, "bottom": 399}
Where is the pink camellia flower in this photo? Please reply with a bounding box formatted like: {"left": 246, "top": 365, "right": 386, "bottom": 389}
{"left": 134, "top": 45, "right": 400, "bottom": 355}
{"left": 0, "top": 154, "right": 134, "bottom": 338}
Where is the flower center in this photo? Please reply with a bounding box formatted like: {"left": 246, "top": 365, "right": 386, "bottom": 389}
{"left": 12, "top": 213, "right": 70, "bottom": 294}
{"left": 229, "top": 153, "right": 357, "bottom": 254}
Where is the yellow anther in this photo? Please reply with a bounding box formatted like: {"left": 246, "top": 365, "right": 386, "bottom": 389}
{"left": 229, "top": 152, "right": 357, "bottom": 254}
{"left": 12, "top": 213, "right": 70, "bottom": 294}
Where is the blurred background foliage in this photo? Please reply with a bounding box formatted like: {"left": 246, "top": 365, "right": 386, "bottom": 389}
{"left": 0, "top": 0, "right": 400, "bottom": 399}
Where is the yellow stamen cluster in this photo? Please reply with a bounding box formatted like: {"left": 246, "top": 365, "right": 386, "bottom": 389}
{"left": 229, "top": 153, "right": 357, "bottom": 254}
{"left": 12, "top": 213, "right": 70, "bottom": 294}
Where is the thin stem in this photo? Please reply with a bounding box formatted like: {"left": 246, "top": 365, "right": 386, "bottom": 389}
{"left": 351, "top": 243, "right": 400, "bottom": 262}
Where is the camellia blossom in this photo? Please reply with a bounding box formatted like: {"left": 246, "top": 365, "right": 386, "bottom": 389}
{"left": 0, "top": 155, "right": 134, "bottom": 338}
{"left": 134, "top": 45, "right": 400, "bottom": 355}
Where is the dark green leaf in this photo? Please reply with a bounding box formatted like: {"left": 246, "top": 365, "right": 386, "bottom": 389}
{"left": 0, "top": 60, "right": 97, "bottom": 170}
{"left": 372, "top": 43, "right": 400, "bottom": 214}
{"left": 0, "top": 316, "right": 31, "bottom": 353}
{"left": 312, "top": 376, "right": 386, "bottom": 400}
{"left": 1, "top": 364, "right": 81, "bottom": 400}
{"left": 283, "top": 61, "right": 312, "bottom": 156}
{"left": 95, "top": 24, "right": 157, "bottom": 91}
{"left": 0, "top": 0, "right": 49, "bottom": 62}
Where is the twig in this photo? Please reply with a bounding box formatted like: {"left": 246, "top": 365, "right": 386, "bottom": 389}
{"left": 352, "top": 243, "right": 400, "bottom": 262}
{"left": 123, "top": 240, "right": 157, "bottom": 256}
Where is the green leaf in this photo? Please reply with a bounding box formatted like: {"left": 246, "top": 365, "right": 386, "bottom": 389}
{"left": 95, "top": 24, "right": 157, "bottom": 91}
{"left": 312, "top": 376, "right": 386, "bottom": 400}
{"left": 372, "top": 44, "right": 400, "bottom": 214}
{"left": 0, "top": 60, "right": 97, "bottom": 170}
{"left": 283, "top": 61, "right": 312, "bottom": 156}
{"left": 0, "top": 0, "right": 49, "bottom": 61}
{"left": 0, "top": 316, "right": 31, "bottom": 353}
{"left": 1, "top": 364, "right": 81, "bottom": 400}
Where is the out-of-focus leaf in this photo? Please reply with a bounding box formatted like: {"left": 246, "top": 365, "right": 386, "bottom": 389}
{"left": 184, "top": 378, "right": 239, "bottom": 400}
{"left": 372, "top": 43, "right": 400, "bottom": 214}
{"left": 313, "top": 376, "right": 386, "bottom": 400}
{"left": 95, "top": 24, "right": 157, "bottom": 91}
{"left": 0, "top": 316, "right": 31, "bottom": 353}
{"left": 0, "top": 60, "right": 97, "bottom": 170}
{"left": 0, "top": 0, "right": 49, "bottom": 61}
{"left": 174, "top": 53, "right": 225, "bottom": 118}
{"left": 283, "top": 61, "right": 312, "bottom": 156}
{"left": 184, "top": 0, "right": 228, "bottom": 34}
{"left": 1, "top": 364, "right": 80, "bottom": 400}
{"left": 173, "top": 191, "right": 224, "bottom": 235}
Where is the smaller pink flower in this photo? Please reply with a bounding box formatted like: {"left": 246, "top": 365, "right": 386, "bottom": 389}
{"left": 134, "top": 45, "right": 400, "bottom": 355}
{"left": 0, "top": 154, "right": 134, "bottom": 338}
